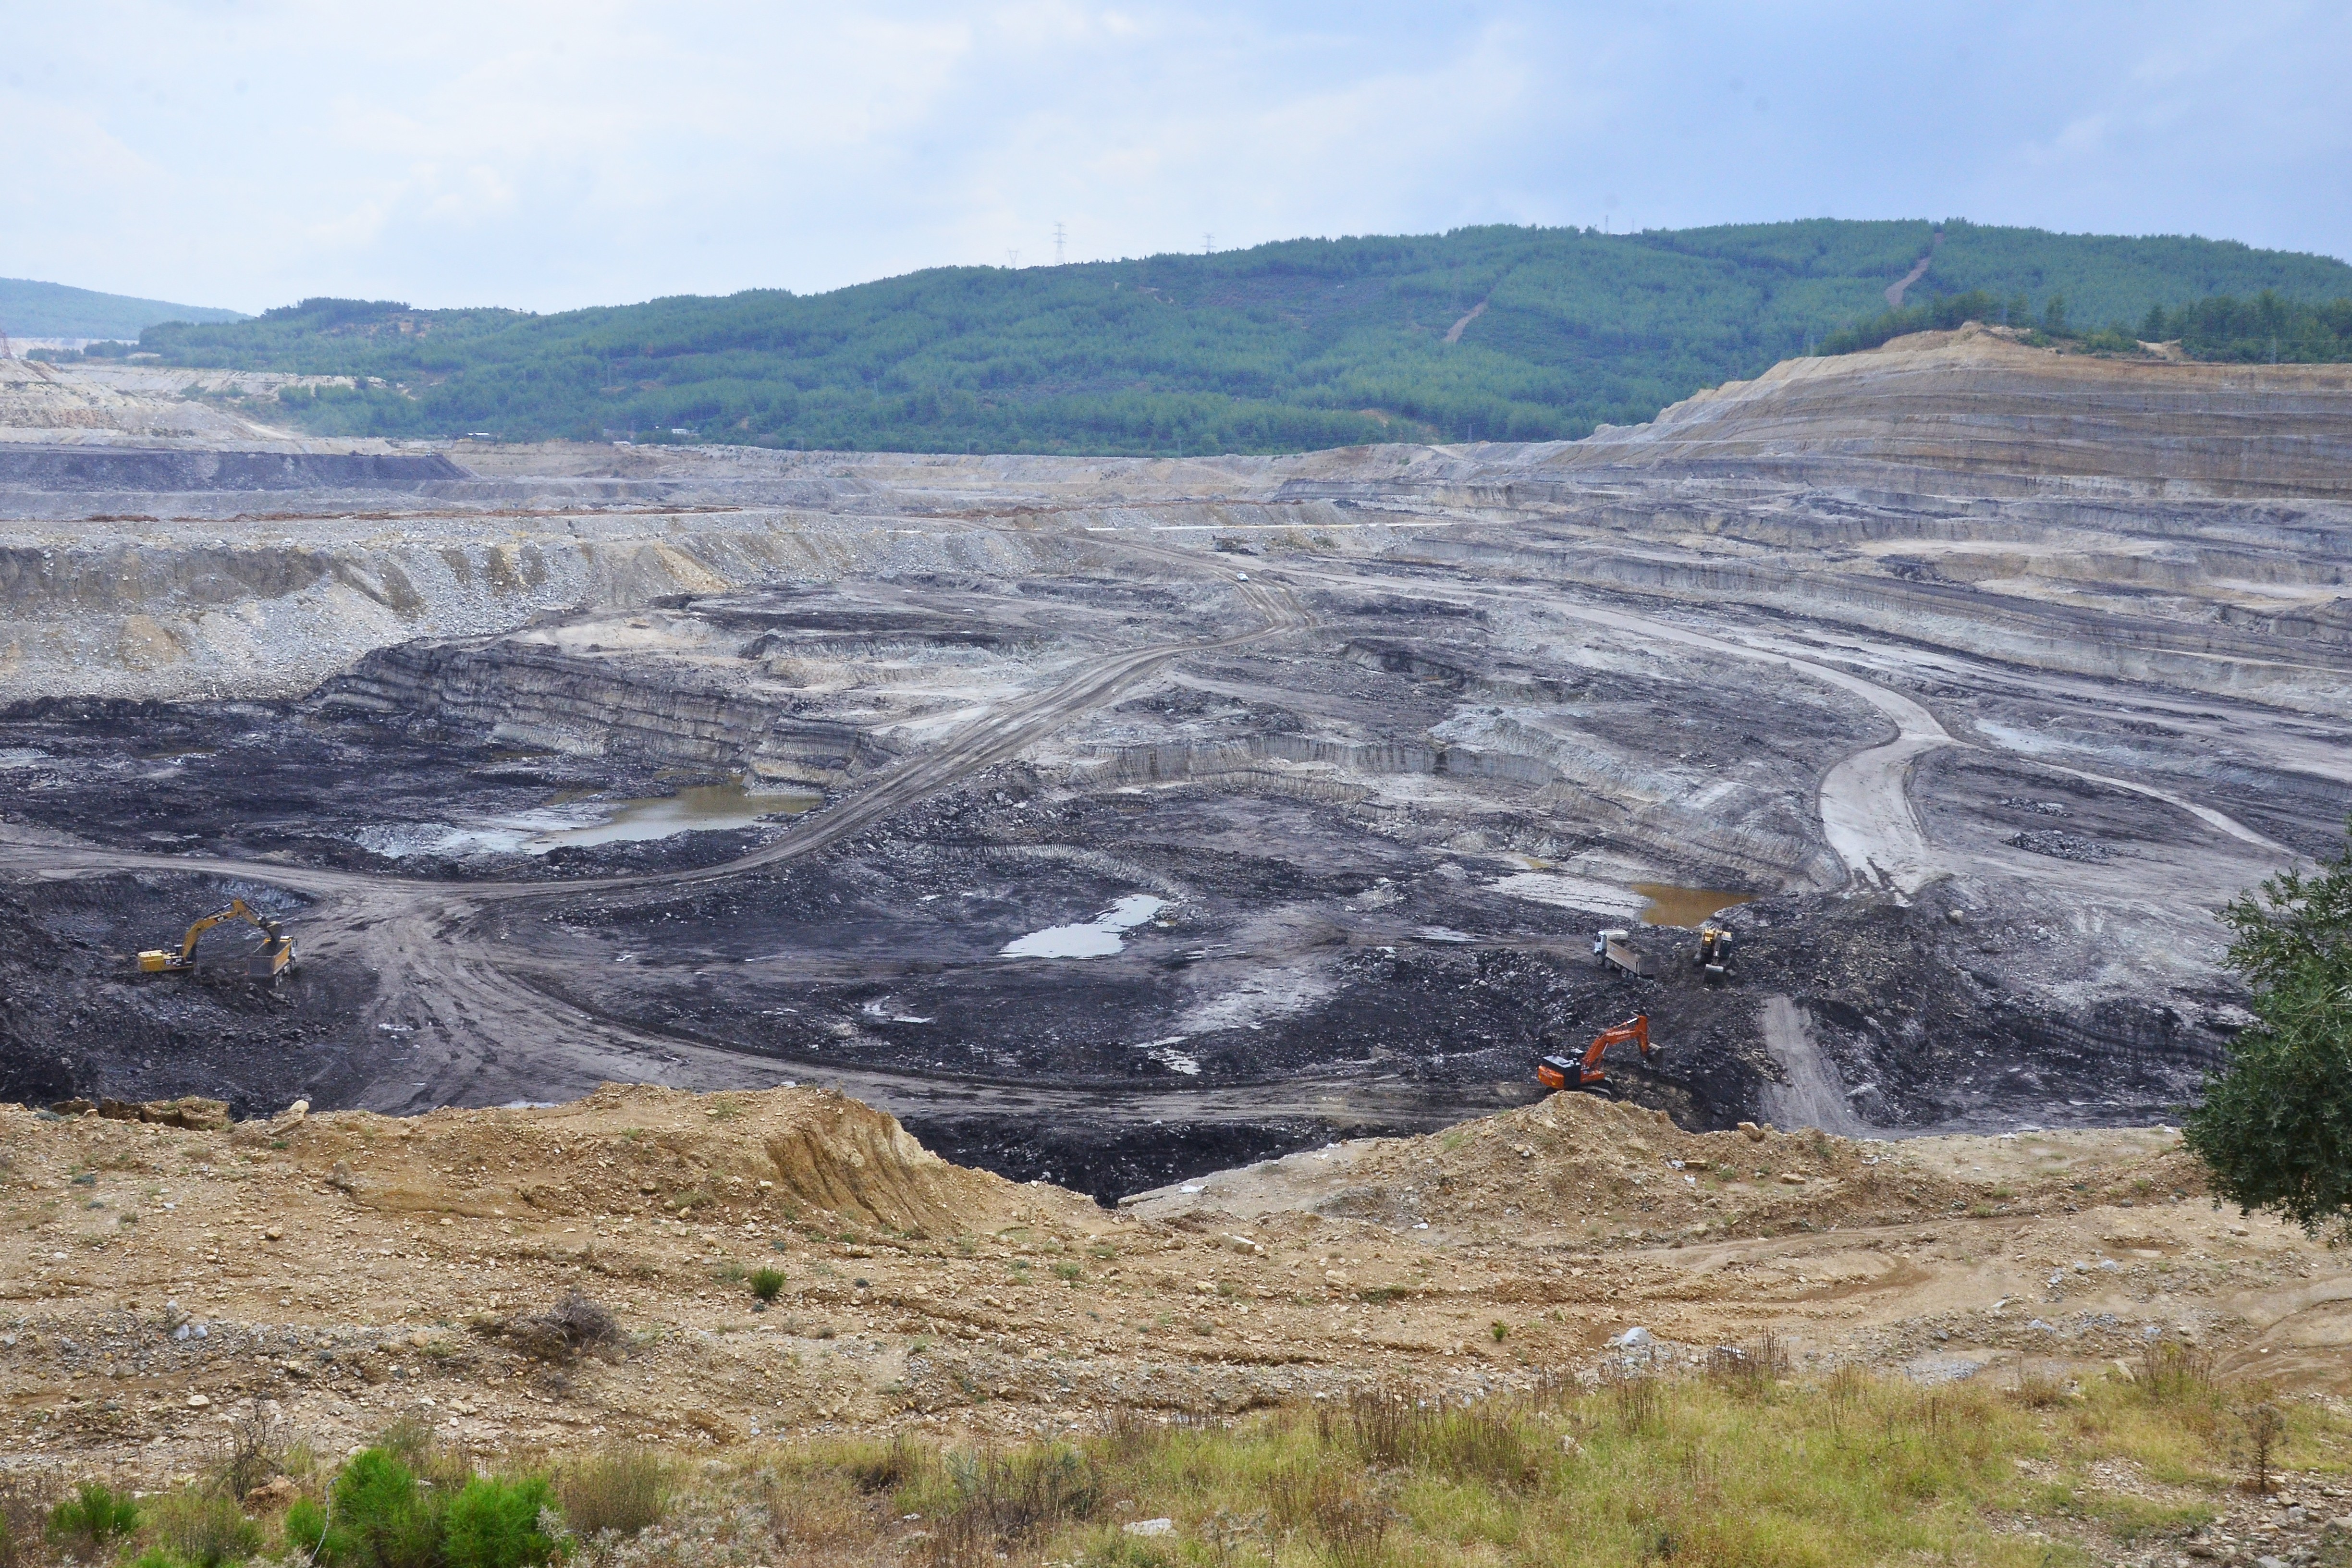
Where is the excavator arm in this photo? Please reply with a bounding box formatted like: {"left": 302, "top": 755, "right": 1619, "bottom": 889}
{"left": 138, "top": 899, "right": 295, "bottom": 980}
{"left": 172, "top": 902, "right": 252, "bottom": 961}
{"left": 1536, "top": 1013, "right": 1654, "bottom": 1091}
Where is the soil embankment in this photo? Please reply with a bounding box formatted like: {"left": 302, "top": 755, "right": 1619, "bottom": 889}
{"left": 3, "top": 1085, "right": 2343, "bottom": 1472}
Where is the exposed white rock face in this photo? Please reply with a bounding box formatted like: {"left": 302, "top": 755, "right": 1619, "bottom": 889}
{"left": 1, "top": 336, "right": 2345, "bottom": 1169}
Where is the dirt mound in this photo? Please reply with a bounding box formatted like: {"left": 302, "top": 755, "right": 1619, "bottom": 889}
{"left": 1130, "top": 1092, "right": 2191, "bottom": 1250}
{"left": 758, "top": 1093, "right": 1007, "bottom": 1235}
{"left": 286, "top": 1083, "right": 1098, "bottom": 1239}
{"left": 0, "top": 1081, "right": 2340, "bottom": 1481}
{"left": 1367, "top": 1093, "right": 1989, "bottom": 1241}
{"left": 52, "top": 1094, "right": 233, "bottom": 1130}
{"left": 1556, "top": 325, "right": 2352, "bottom": 495}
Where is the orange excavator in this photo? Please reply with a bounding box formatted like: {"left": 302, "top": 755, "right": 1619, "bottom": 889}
{"left": 1537, "top": 1013, "right": 1654, "bottom": 1091}
{"left": 136, "top": 899, "right": 295, "bottom": 981}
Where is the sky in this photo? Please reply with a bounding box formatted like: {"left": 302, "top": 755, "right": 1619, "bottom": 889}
{"left": 3, "top": 0, "right": 2349, "bottom": 316}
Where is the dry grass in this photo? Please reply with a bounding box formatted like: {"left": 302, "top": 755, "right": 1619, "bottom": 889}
{"left": 706, "top": 1365, "right": 2343, "bottom": 1566}
{"left": 556, "top": 1447, "right": 673, "bottom": 1541}
{"left": 2137, "top": 1339, "right": 2217, "bottom": 1404}
{"left": 1702, "top": 1330, "right": 1789, "bottom": 1401}
{"left": 2007, "top": 1359, "right": 2072, "bottom": 1409}
{"left": 19, "top": 1361, "right": 2349, "bottom": 1568}
{"left": 145, "top": 1492, "right": 260, "bottom": 1568}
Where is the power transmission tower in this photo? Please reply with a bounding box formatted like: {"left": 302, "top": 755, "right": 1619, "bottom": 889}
{"left": 1203, "top": 233, "right": 1215, "bottom": 255}
{"left": 1054, "top": 222, "right": 1066, "bottom": 267}
{"left": 1006, "top": 249, "right": 1021, "bottom": 270}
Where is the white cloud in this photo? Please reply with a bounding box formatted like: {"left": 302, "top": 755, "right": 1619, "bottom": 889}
{"left": 0, "top": 0, "right": 2344, "bottom": 316}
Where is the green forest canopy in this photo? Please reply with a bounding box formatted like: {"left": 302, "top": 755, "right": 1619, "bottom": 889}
{"left": 123, "top": 218, "right": 2352, "bottom": 455}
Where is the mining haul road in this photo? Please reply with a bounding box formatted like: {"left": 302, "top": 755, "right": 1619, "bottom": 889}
{"left": 2, "top": 547, "right": 2275, "bottom": 1134}
{"left": 0, "top": 551, "right": 1927, "bottom": 1116}
{"left": 4, "top": 557, "right": 1500, "bottom": 1127}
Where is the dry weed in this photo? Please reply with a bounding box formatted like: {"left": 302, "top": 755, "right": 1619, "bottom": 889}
{"left": 1704, "top": 1331, "right": 1788, "bottom": 1401}
{"left": 495, "top": 1290, "right": 624, "bottom": 1363}
{"left": 2006, "top": 1360, "right": 2070, "bottom": 1409}
{"left": 2136, "top": 1339, "right": 2216, "bottom": 1404}
{"left": 558, "top": 1447, "right": 672, "bottom": 1541}
{"left": 212, "top": 1399, "right": 295, "bottom": 1499}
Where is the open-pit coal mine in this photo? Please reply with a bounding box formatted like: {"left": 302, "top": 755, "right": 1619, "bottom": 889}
{"left": 3, "top": 331, "right": 2348, "bottom": 1200}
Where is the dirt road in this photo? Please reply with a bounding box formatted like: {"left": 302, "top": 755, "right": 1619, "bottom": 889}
{"left": 4, "top": 558, "right": 1524, "bottom": 1130}
{"left": 0, "top": 543, "right": 2300, "bottom": 1140}
{"left": 1755, "top": 993, "right": 1876, "bottom": 1137}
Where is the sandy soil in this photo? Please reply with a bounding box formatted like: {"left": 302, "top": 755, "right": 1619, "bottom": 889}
{"left": 3, "top": 1086, "right": 2343, "bottom": 1476}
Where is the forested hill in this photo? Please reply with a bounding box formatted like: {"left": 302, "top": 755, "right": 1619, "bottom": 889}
{"left": 1, "top": 277, "right": 245, "bottom": 341}
{"left": 127, "top": 218, "right": 2352, "bottom": 455}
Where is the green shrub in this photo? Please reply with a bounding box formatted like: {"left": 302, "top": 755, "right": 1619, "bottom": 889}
{"left": 2185, "top": 825, "right": 2352, "bottom": 1241}
{"left": 318, "top": 1450, "right": 446, "bottom": 1568}
{"left": 46, "top": 1482, "right": 140, "bottom": 1558}
{"left": 748, "top": 1267, "right": 786, "bottom": 1303}
{"left": 148, "top": 1493, "right": 261, "bottom": 1568}
{"left": 285, "top": 1498, "right": 331, "bottom": 1562}
{"left": 442, "top": 1478, "right": 555, "bottom": 1568}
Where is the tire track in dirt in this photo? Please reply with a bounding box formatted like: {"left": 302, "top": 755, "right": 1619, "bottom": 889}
{"left": 0, "top": 553, "right": 1383, "bottom": 1122}
{"left": 1755, "top": 993, "right": 1876, "bottom": 1137}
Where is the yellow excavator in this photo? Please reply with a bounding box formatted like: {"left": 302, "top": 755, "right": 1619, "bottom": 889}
{"left": 137, "top": 899, "right": 295, "bottom": 981}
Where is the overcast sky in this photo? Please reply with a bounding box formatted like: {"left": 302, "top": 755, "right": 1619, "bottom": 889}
{"left": 5, "top": 0, "right": 2348, "bottom": 315}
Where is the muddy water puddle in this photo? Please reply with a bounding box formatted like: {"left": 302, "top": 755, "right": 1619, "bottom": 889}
{"left": 1631, "top": 882, "right": 1754, "bottom": 926}
{"left": 357, "top": 782, "right": 821, "bottom": 859}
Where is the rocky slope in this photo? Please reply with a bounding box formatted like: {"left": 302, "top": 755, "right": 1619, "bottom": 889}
{"left": 0, "top": 359, "right": 373, "bottom": 452}
{"left": 1559, "top": 324, "right": 2352, "bottom": 495}
{"left": 7, "top": 333, "right": 2352, "bottom": 709}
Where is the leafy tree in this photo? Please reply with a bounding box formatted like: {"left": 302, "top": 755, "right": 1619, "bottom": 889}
{"left": 2183, "top": 826, "right": 2352, "bottom": 1242}
{"left": 2140, "top": 303, "right": 2168, "bottom": 341}
{"left": 2167, "top": 292, "right": 2352, "bottom": 363}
